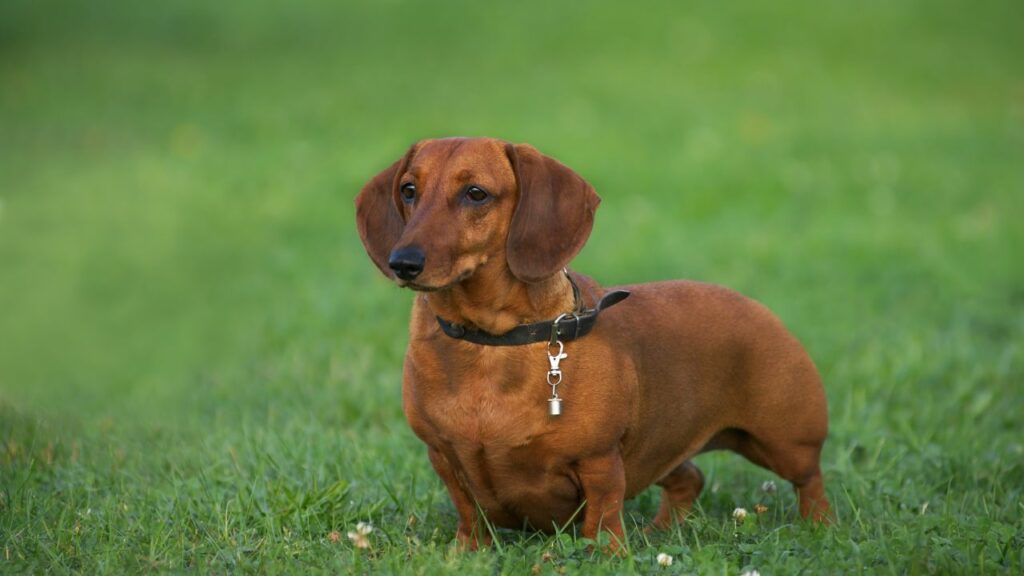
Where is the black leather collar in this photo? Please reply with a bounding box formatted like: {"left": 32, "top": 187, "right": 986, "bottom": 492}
{"left": 435, "top": 274, "right": 630, "bottom": 346}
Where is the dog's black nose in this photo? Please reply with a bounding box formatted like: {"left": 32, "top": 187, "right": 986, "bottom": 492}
{"left": 388, "top": 246, "right": 425, "bottom": 281}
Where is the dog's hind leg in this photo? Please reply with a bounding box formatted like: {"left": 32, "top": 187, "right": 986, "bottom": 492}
{"left": 792, "top": 466, "right": 830, "bottom": 522}
{"left": 650, "top": 460, "right": 705, "bottom": 529}
{"left": 728, "top": 431, "right": 832, "bottom": 523}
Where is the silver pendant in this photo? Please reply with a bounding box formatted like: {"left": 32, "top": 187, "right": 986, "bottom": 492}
{"left": 546, "top": 340, "right": 567, "bottom": 416}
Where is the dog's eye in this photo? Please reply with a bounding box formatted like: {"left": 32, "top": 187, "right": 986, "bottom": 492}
{"left": 465, "top": 186, "right": 489, "bottom": 204}
{"left": 400, "top": 183, "right": 416, "bottom": 202}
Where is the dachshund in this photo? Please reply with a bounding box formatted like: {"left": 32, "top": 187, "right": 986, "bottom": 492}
{"left": 356, "top": 137, "right": 830, "bottom": 550}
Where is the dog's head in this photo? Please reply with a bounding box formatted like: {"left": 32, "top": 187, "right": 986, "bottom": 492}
{"left": 356, "top": 138, "right": 600, "bottom": 290}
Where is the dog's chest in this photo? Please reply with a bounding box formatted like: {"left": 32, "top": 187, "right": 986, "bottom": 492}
{"left": 422, "top": 370, "right": 548, "bottom": 448}
{"left": 408, "top": 341, "right": 567, "bottom": 446}
{"left": 412, "top": 360, "right": 584, "bottom": 526}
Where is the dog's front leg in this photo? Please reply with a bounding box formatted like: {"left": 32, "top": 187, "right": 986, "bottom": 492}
{"left": 427, "top": 447, "right": 492, "bottom": 550}
{"left": 576, "top": 452, "right": 627, "bottom": 553}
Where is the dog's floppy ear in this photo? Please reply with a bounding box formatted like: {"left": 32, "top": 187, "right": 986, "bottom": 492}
{"left": 505, "top": 143, "right": 601, "bottom": 283}
{"left": 355, "top": 145, "right": 416, "bottom": 277}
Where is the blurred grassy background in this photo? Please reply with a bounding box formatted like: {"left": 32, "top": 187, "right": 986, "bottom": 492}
{"left": 1, "top": 0, "right": 1022, "bottom": 572}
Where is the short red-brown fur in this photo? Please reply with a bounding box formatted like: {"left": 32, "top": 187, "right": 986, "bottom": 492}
{"left": 356, "top": 137, "right": 831, "bottom": 551}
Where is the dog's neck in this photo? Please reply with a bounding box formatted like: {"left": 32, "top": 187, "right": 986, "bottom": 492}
{"left": 424, "top": 263, "right": 575, "bottom": 336}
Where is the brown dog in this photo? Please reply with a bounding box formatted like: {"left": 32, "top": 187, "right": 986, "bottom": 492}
{"left": 356, "top": 137, "right": 830, "bottom": 549}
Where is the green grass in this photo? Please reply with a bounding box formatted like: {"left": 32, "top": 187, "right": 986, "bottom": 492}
{"left": 2, "top": 0, "right": 1023, "bottom": 573}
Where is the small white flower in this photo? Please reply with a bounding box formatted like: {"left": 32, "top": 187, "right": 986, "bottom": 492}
{"left": 656, "top": 553, "right": 674, "bottom": 567}
{"left": 347, "top": 521, "right": 374, "bottom": 549}
{"left": 732, "top": 507, "right": 749, "bottom": 522}
{"left": 740, "top": 570, "right": 761, "bottom": 576}
{"left": 761, "top": 480, "right": 777, "bottom": 494}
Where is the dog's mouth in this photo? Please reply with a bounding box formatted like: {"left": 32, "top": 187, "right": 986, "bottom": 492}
{"left": 396, "top": 269, "right": 474, "bottom": 292}
{"left": 403, "top": 282, "right": 439, "bottom": 292}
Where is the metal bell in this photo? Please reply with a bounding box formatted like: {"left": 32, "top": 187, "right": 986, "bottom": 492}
{"left": 548, "top": 397, "right": 562, "bottom": 416}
